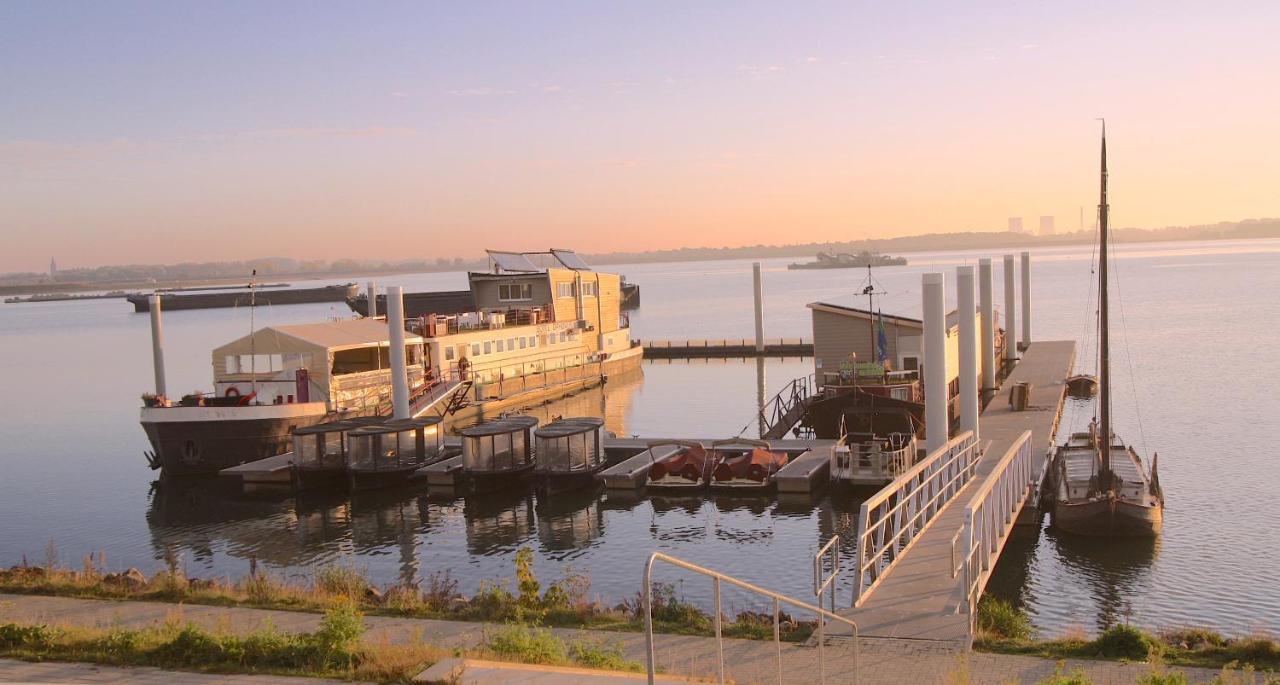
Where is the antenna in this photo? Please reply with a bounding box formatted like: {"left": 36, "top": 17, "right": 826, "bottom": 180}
{"left": 857, "top": 264, "right": 887, "bottom": 366}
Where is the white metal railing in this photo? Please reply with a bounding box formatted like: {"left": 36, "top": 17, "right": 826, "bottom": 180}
{"left": 643, "top": 552, "right": 858, "bottom": 685}
{"left": 957, "top": 430, "right": 1036, "bottom": 643}
{"left": 813, "top": 536, "right": 841, "bottom": 614}
{"left": 851, "top": 431, "right": 980, "bottom": 607}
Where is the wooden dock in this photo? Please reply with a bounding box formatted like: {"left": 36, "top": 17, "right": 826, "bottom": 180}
{"left": 642, "top": 338, "right": 812, "bottom": 359}
{"left": 836, "top": 340, "right": 1075, "bottom": 644}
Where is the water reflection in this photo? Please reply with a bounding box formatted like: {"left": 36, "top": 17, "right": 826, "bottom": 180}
{"left": 534, "top": 489, "right": 604, "bottom": 551}
{"left": 1045, "top": 527, "right": 1159, "bottom": 631}
{"left": 463, "top": 490, "right": 536, "bottom": 554}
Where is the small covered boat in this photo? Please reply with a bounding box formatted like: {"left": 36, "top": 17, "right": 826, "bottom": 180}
{"left": 532, "top": 417, "right": 606, "bottom": 495}
{"left": 708, "top": 439, "right": 789, "bottom": 492}
{"left": 1066, "top": 374, "right": 1099, "bottom": 397}
{"left": 645, "top": 440, "right": 711, "bottom": 492}
{"left": 461, "top": 415, "right": 539, "bottom": 493}
{"left": 290, "top": 418, "right": 381, "bottom": 491}
{"left": 829, "top": 405, "right": 920, "bottom": 487}
{"left": 346, "top": 416, "right": 445, "bottom": 491}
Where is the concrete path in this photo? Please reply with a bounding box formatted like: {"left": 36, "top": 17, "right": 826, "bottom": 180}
{"left": 839, "top": 341, "right": 1076, "bottom": 645}
{"left": 0, "top": 593, "right": 1224, "bottom": 684}
{"left": 0, "top": 658, "right": 356, "bottom": 684}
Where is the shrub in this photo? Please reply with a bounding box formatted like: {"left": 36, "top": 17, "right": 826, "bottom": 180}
{"left": 977, "top": 597, "right": 1033, "bottom": 641}
{"left": 1162, "top": 627, "right": 1227, "bottom": 650}
{"left": 315, "top": 564, "right": 369, "bottom": 599}
{"left": 636, "top": 582, "right": 712, "bottom": 633}
{"left": 570, "top": 639, "right": 642, "bottom": 672}
{"left": 514, "top": 548, "right": 542, "bottom": 620}
{"left": 422, "top": 571, "right": 460, "bottom": 612}
{"left": 486, "top": 623, "right": 567, "bottom": 665}
{"left": 314, "top": 601, "right": 365, "bottom": 655}
{"left": 1138, "top": 670, "right": 1189, "bottom": 685}
{"left": 1091, "top": 624, "right": 1154, "bottom": 660}
{"left": 1035, "top": 662, "right": 1092, "bottom": 685}
{"left": 0, "top": 623, "right": 57, "bottom": 649}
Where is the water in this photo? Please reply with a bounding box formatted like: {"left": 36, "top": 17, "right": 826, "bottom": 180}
{"left": 1, "top": 239, "right": 1278, "bottom": 636}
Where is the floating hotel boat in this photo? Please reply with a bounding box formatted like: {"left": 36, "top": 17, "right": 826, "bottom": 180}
{"left": 645, "top": 440, "right": 712, "bottom": 491}
{"left": 128, "top": 283, "right": 357, "bottom": 312}
{"left": 532, "top": 417, "right": 607, "bottom": 495}
{"left": 829, "top": 405, "right": 920, "bottom": 487}
{"left": 460, "top": 415, "right": 539, "bottom": 493}
{"left": 708, "top": 439, "right": 789, "bottom": 492}
{"left": 787, "top": 251, "right": 907, "bottom": 270}
{"left": 1066, "top": 374, "right": 1099, "bottom": 397}
{"left": 346, "top": 416, "right": 446, "bottom": 491}
{"left": 346, "top": 281, "right": 640, "bottom": 317}
{"left": 1048, "top": 126, "right": 1164, "bottom": 538}
{"left": 140, "top": 318, "right": 433, "bottom": 477}
{"left": 289, "top": 418, "right": 382, "bottom": 491}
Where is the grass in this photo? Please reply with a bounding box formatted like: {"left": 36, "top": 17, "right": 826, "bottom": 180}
{"left": 0, "top": 604, "right": 445, "bottom": 683}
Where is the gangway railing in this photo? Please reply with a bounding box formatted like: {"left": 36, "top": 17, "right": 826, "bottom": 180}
{"left": 814, "top": 535, "right": 841, "bottom": 613}
{"left": 955, "top": 430, "right": 1035, "bottom": 644}
{"left": 755, "top": 373, "right": 815, "bottom": 439}
{"left": 852, "top": 431, "right": 980, "bottom": 607}
{"left": 643, "top": 551, "right": 858, "bottom": 685}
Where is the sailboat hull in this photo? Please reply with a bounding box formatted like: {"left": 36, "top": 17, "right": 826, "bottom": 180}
{"left": 1052, "top": 497, "right": 1162, "bottom": 537}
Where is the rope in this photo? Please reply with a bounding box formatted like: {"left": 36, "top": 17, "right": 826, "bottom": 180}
{"left": 1106, "top": 212, "right": 1150, "bottom": 457}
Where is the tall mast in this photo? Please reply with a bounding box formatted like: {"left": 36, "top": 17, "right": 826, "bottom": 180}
{"left": 1097, "top": 122, "right": 1112, "bottom": 489}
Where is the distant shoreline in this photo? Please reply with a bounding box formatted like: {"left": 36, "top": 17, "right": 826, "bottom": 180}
{"left": 4, "top": 222, "right": 1277, "bottom": 297}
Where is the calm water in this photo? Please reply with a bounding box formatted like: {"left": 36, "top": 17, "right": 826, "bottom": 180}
{"left": 1, "top": 239, "right": 1278, "bottom": 636}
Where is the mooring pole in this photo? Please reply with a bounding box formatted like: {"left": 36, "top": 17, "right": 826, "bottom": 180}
{"left": 367, "top": 281, "right": 378, "bottom": 318}
{"left": 923, "top": 273, "right": 948, "bottom": 454}
{"left": 1020, "top": 251, "right": 1032, "bottom": 348}
{"left": 387, "top": 286, "right": 410, "bottom": 419}
{"left": 956, "top": 266, "right": 979, "bottom": 440}
{"left": 1003, "top": 254, "right": 1017, "bottom": 362}
{"left": 752, "top": 262, "right": 765, "bottom": 353}
{"left": 978, "top": 258, "right": 996, "bottom": 395}
{"left": 148, "top": 294, "right": 167, "bottom": 399}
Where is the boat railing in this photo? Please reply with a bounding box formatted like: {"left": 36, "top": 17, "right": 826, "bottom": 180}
{"left": 954, "top": 430, "right": 1035, "bottom": 646}
{"left": 834, "top": 436, "right": 916, "bottom": 479}
{"left": 755, "top": 373, "right": 816, "bottom": 439}
{"left": 852, "top": 431, "right": 979, "bottom": 607}
{"left": 643, "top": 551, "right": 858, "bottom": 685}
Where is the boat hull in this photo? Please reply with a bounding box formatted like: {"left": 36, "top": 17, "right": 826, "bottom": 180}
{"left": 141, "top": 403, "right": 329, "bottom": 477}
{"left": 129, "top": 284, "right": 357, "bottom": 312}
{"left": 349, "top": 466, "right": 421, "bottom": 492}
{"left": 292, "top": 465, "right": 347, "bottom": 492}
{"left": 466, "top": 463, "right": 536, "bottom": 494}
{"left": 1052, "top": 497, "right": 1163, "bottom": 537}
{"left": 533, "top": 469, "right": 601, "bottom": 495}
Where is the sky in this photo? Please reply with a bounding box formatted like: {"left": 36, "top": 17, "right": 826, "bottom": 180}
{"left": 2, "top": 1, "right": 1279, "bottom": 272}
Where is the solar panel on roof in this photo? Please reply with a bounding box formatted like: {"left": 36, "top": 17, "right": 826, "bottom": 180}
{"left": 487, "top": 251, "right": 541, "bottom": 273}
{"left": 550, "top": 249, "right": 591, "bottom": 270}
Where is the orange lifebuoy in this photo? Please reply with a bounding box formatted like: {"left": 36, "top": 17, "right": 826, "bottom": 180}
{"left": 225, "top": 386, "right": 241, "bottom": 397}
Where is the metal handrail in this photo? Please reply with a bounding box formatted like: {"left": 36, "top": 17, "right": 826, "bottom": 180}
{"left": 957, "top": 430, "right": 1035, "bottom": 644}
{"left": 852, "top": 431, "right": 980, "bottom": 606}
{"left": 813, "top": 536, "right": 841, "bottom": 614}
{"left": 643, "top": 552, "right": 858, "bottom": 685}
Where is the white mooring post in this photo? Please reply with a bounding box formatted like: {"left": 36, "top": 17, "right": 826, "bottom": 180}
{"left": 978, "top": 258, "right": 996, "bottom": 394}
{"left": 922, "top": 272, "right": 949, "bottom": 454}
{"left": 956, "top": 266, "right": 979, "bottom": 440}
{"left": 752, "top": 262, "right": 765, "bottom": 353}
{"left": 366, "top": 281, "right": 378, "bottom": 318}
{"left": 148, "top": 294, "right": 167, "bottom": 399}
{"left": 1020, "top": 251, "right": 1032, "bottom": 348}
{"left": 387, "top": 286, "right": 410, "bottom": 419}
{"left": 1003, "top": 254, "right": 1017, "bottom": 362}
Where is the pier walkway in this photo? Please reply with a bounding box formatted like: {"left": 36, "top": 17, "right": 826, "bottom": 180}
{"left": 642, "top": 338, "right": 812, "bottom": 358}
{"left": 838, "top": 340, "right": 1075, "bottom": 645}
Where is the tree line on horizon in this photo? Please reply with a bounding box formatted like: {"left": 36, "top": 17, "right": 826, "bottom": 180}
{"left": 5, "top": 217, "right": 1276, "bottom": 287}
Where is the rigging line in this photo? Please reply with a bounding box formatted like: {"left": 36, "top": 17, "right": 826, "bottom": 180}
{"left": 1107, "top": 211, "right": 1150, "bottom": 458}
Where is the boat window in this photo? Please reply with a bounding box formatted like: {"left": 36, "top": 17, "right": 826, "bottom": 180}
{"left": 225, "top": 356, "right": 239, "bottom": 373}
{"left": 507, "top": 337, "right": 515, "bottom": 350}
{"left": 529, "top": 336, "right": 537, "bottom": 348}
{"left": 519, "top": 337, "right": 526, "bottom": 350}
{"left": 559, "top": 332, "right": 567, "bottom": 344}
{"left": 444, "top": 346, "right": 455, "bottom": 361}
{"left": 424, "top": 424, "right": 442, "bottom": 458}
{"left": 496, "top": 340, "right": 504, "bottom": 353}
{"left": 294, "top": 434, "right": 320, "bottom": 466}
{"left": 581, "top": 281, "right": 597, "bottom": 297}
{"left": 902, "top": 356, "right": 919, "bottom": 371}
{"left": 348, "top": 434, "right": 374, "bottom": 470}
{"left": 483, "top": 341, "right": 492, "bottom": 355}
{"left": 472, "top": 343, "right": 481, "bottom": 357}
{"left": 323, "top": 432, "right": 344, "bottom": 460}
{"left": 396, "top": 429, "right": 418, "bottom": 462}
{"left": 556, "top": 282, "right": 576, "bottom": 298}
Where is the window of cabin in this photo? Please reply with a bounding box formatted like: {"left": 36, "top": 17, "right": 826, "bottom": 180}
{"left": 507, "top": 337, "right": 515, "bottom": 350}
{"left": 496, "top": 339, "right": 504, "bottom": 353}
{"left": 519, "top": 337, "right": 527, "bottom": 349}
{"left": 581, "top": 281, "right": 597, "bottom": 297}
{"left": 483, "top": 341, "right": 492, "bottom": 355}
{"left": 559, "top": 331, "right": 568, "bottom": 344}
{"left": 471, "top": 343, "right": 481, "bottom": 357}
{"left": 903, "top": 356, "right": 919, "bottom": 371}
{"left": 498, "top": 283, "right": 532, "bottom": 302}
{"left": 445, "top": 346, "right": 456, "bottom": 361}
{"left": 556, "top": 282, "right": 576, "bottom": 298}
{"left": 529, "top": 336, "right": 536, "bottom": 348}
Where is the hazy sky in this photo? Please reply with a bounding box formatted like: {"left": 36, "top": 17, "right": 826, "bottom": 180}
{"left": 3, "top": 2, "right": 1278, "bottom": 272}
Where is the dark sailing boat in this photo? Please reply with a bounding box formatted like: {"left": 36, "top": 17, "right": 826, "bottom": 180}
{"left": 1049, "top": 124, "right": 1164, "bottom": 537}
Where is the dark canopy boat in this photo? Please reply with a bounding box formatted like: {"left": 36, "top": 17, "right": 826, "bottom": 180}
{"left": 532, "top": 417, "right": 607, "bottom": 495}
{"left": 346, "top": 416, "right": 445, "bottom": 491}
{"left": 646, "top": 440, "right": 712, "bottom": 492}
{"left": 460, "top": 415, "right": 539, "bottom": 493}
{"left": 289, "top": 418, "right": 382, "bottom": 491}
{"left": 708, "top": 438, "right": 789, "bottom": 492}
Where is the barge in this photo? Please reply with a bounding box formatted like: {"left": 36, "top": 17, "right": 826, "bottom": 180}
{"left": 128, "top": 283, "right": 356, "bottom": 312}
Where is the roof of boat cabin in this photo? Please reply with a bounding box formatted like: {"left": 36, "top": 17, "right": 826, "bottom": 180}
{"left": 807, "top": 302, "right": 974, "bottom": 329}
{"left": 460, "top": 415, "right": 540, "bottom": 437}
{"left": 534, "top": 417, "right": 605, "bottom": 438}
{"left": 348, "top": 416, "right": 441, "bottom": 435}
{"left": 212, "top": 318, "right": 425, "bottom": 357}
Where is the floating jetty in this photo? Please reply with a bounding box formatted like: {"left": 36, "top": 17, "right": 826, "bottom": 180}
{"left": 128, "top": 283, "right": 357, "bottom": 312}
{"left": 642, "top": 338, "right": 812, "bottom": 359}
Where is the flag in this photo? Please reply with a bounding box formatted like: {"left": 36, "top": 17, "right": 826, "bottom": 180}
{"left": 876, "top": 310, "right": 889, "bottom": 364}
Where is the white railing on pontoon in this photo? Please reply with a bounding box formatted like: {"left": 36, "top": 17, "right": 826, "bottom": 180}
{"left": 851, "top": 431, "right": 980, "bottom": 607}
